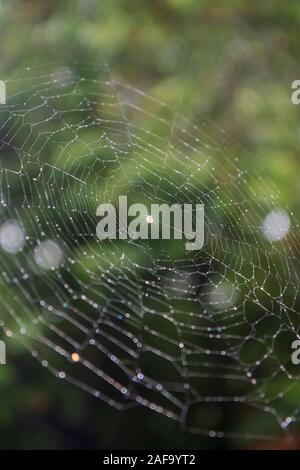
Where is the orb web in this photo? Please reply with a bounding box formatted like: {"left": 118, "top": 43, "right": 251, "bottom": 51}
{"left": 0, "top": 64, "right": 300, "bottom": 441}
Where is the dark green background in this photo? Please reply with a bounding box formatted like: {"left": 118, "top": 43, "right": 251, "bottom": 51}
{"left": 0, "top": 0, "right": 300, "bottom": 450}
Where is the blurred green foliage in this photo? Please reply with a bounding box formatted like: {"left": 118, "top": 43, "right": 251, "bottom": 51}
{"left": 0, "top": 0, "right": 300, "bottom": 450}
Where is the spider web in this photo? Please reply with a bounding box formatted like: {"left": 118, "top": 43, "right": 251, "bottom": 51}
{"left": 0, "top": 64, "right": 300, "bottom": 441}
